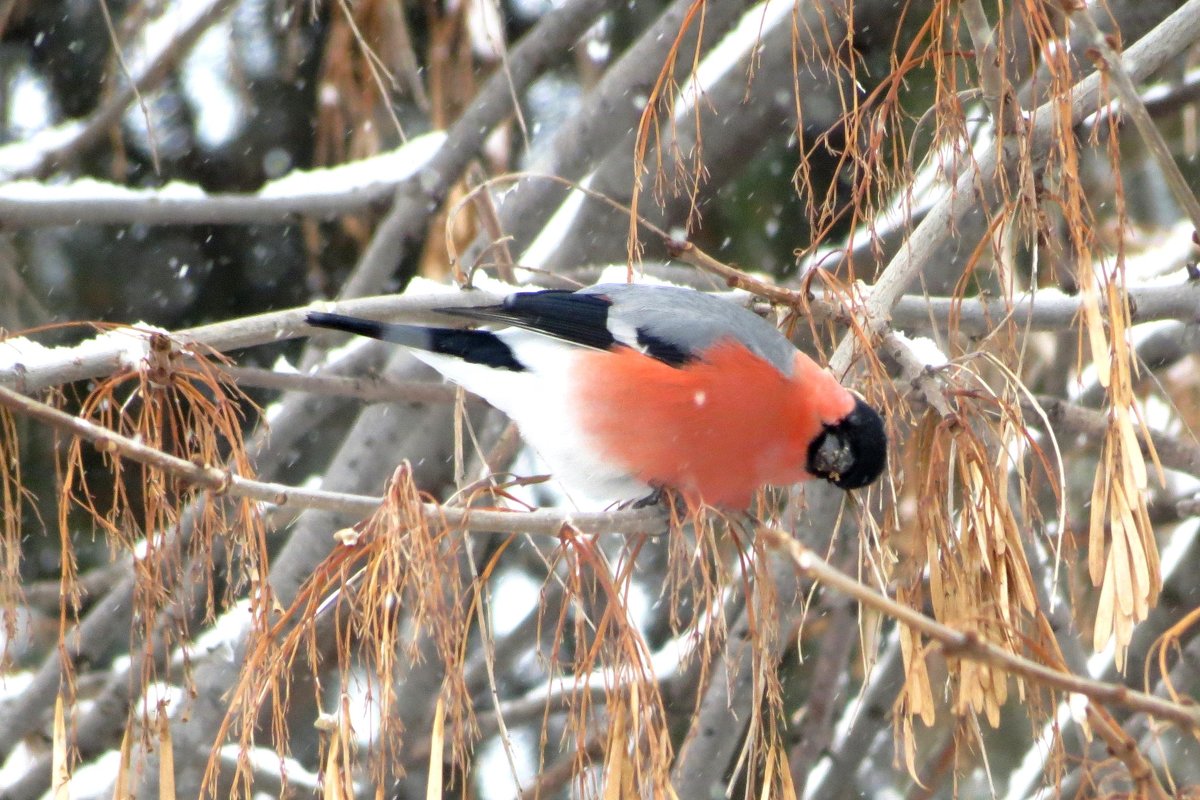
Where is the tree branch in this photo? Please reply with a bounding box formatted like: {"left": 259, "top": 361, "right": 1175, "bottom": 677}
{"left": 803, "top": 634, "right": 906, "bottom": 799}
{"left": 759, "top": 526, "right": 1200, "bottom": 731}
{"left": 0, "top": 381, "right": 665, "bottom": 536}
{"left": 335, "top": 0, "right": 622, "bottom": 301}
{"left": 1030, "top": 394, "right": 1200, "bottom": 478}
{"left": 6, "top": 279, "right": 1195, "bottom": 402}
{"left": 0, "top": 0, "right": 239, "bottom": 180}
{"left": 1069, "top": 2, "right": 1200, "bottom": 233}
{"left": 0, "top": 133, "right": 445, "bottom": 227}
{"left": 220, "top": 364, "right": 459, "bottom": 405}
{"left": 490, "top": 0, "right": 749, "bottom": 258}
{"left": 828, "top": 0, "right": 1200, "bottom": 374}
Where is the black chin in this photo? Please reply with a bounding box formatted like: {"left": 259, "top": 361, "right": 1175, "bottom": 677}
{"left": 805, "top": 429, "right": 836, "bottom": 482}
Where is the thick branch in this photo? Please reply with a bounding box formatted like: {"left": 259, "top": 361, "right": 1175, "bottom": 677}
{"left": 669, "top": 486, "right": 856, "bottom": 796}
{"left": 336, "top": 0, "right": 621, "bottom": 300}
{"left": 1030, "top": 395, "right": 1200, "bottom": 478}
{"left": 221, "top": 364, "right": 459, "bottom": 404}
{"left": 788, "top": 595, "right": 859, "bottom": 792}
{"left": 0, "top": 134, "right": 444, "bottom": 227}
{"left": 0, "top": 289, "right": 505, "bottom": 394}
{"left": 491, "top": 0, "right": 749, "bottom": 257}
{"left": 803, "top": 636, "right": 906, "bottom": 799}
{"left": 6, "top": 281, "right": 1195, "bottom": 397}
{"left": 1070, "top": 3, "right": 1200, "bottom": 233}
{"left": 960, "top": 0, "right": 1021, "bottom": 131}
{"left": 891, "top": 281, "right": 1200, "bottom": 336}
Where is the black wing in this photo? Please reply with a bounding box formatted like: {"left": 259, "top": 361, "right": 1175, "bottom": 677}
{"left": 436, "top": 290, "right": 617, "bottom": 352}
{"left": 306, "top": 311, "right": 526, "bottom": 371}
{"left": 437, "top": 285, "right": 789, "bottom": 369}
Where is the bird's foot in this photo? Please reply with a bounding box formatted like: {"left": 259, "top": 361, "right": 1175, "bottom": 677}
{"left": 617, "top": 487, "right": 694, "bottom": 521}
{"left": 629, "top": 487, "right": 667, "bottom": 509}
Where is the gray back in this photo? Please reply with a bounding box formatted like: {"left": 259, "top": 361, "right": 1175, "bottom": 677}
{"left": 580, "top": 284, "right": 797, "bottom": 375}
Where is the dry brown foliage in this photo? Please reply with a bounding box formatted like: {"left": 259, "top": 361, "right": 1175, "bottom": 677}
{"left": 2, "top": 0, "right": 1200, "bottom": 798}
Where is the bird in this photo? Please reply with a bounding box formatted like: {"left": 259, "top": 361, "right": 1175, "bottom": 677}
{"left": 306, "top": 283, "right": 886, "bottom": 509}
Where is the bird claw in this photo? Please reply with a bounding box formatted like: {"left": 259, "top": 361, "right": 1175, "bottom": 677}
{"left": 618, "top": 487, "right": 691, "bottom": 519}
{"left": 629, "top": 487, "right": 667, "bottom": 509}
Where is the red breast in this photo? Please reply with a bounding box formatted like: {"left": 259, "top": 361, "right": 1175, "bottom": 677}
{"left": 571, "top": 340, "right": 855, "bottom": 507}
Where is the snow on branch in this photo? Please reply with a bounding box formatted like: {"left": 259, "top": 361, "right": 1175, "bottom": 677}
{"left": 0, "top": 0, "right": 239, "bottom": 181}
{"left": 0, "top": 132, "right": 446, "bottom": 227}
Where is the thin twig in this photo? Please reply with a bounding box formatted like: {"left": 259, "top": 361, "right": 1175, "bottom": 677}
{"left": 333, "top": 0, "right": 407, "bottom": 142}
{"left": 0, "top": 382, "right": 664, "bottom": 536}
{"left": 666, "top": 238, "right": 832, "bottom": 315}
{"left": 1084, "top": 704, "right": 1172, "bottom": 800}
{"left": 758, "top": 526, "right": 1200, "bottom": 731}
{"left": 464, "top": 162, "right": 516, "bottom": 283}
{"left": 98, "top": 0, "right": 160, "bottom": 173}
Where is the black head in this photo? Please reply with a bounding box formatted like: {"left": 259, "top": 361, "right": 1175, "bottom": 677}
{"left": 805, "top": 397, "right": 887, "bottom": 490}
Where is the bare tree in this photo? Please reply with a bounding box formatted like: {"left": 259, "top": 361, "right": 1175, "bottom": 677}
{"left": 1, "top": 0, "right": 1199, "bottom": 798}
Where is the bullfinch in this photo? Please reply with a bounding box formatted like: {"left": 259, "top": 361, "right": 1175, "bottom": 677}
{"left": 306, "top": 283, "right": 886, "bottom": 508}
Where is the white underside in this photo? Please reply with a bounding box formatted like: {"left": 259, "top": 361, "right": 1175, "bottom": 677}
{"left": 412, "top": 331, "right": 651, "bottom": 509}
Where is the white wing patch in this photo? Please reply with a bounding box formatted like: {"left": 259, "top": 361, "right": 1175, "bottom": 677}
{"left": 606, "top": 317, "right": 641, "bottom": 350}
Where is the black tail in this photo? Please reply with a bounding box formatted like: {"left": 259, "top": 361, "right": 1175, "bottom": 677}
{"left": 305, "top": 311, "right": 526, "bottom": 371}
{"left": 306, "top": 311, "right": 401, "bottom": 342}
